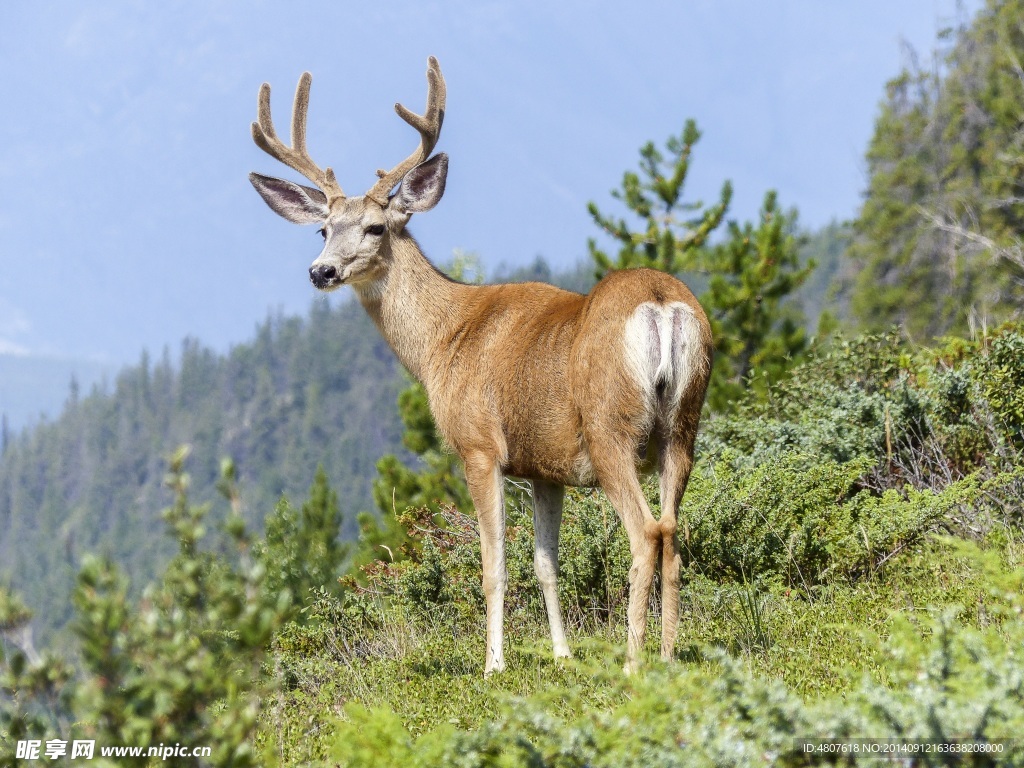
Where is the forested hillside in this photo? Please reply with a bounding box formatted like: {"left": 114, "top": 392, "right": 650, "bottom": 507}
{"left": 847, "top": 0, "right": 1024, "bottom": 338}
{"left": 0, "top": 299, "right": 409, "bottom": 642}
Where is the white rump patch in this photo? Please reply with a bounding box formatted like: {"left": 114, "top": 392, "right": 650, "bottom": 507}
{"left": 622, "top": 302, "right": 702, "bottom": 416}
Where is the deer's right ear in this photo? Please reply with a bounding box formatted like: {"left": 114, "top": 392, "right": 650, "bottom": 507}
{"left": 249, "top": 172, "right": 329, "bottom": 224}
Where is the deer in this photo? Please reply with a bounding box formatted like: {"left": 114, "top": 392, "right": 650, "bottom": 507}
{"left": 248, "top": 57, "right": 713, "bottom": 675}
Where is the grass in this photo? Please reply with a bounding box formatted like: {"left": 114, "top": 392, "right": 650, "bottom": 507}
{"left": 258, "top": 529, "right": 1024, "bottom": 765}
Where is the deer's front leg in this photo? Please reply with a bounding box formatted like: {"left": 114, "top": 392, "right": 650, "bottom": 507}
{"left": 463, "top": 451, "right": 507, "bottom": 675}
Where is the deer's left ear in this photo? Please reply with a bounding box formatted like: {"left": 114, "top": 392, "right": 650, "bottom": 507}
{"left": 394, "top": 153, "right": 448, "bottom": 213}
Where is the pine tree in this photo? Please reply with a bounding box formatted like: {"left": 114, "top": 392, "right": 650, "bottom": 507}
{"left": 588, "top": 120, "right": 732, "bottom": 278}
{"left": 588, "top": 123, "right": 812, "bottom": 409}
{"left": 703, "top": 192, "right": 813, "bottom": 409}
{"left": 848, "top": 0, "right": 1024, "bottom": 339}
{"left": 0, "top": 449, "right": 292, "bottom": 767}
{"left": 371, "top": 382, "right": 472, "bottom": 520}
{"left": 256, "top": 465, "right": 347, "bottom": 610}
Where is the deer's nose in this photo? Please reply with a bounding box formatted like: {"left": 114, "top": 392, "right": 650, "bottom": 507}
{"left": 309, "top": 264, "right": 337, "bottom": 289}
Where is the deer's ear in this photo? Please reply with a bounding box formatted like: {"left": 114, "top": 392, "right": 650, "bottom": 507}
{"left": 394, "top": 153, "right": 448, "bottom": 214}
{"left": 249, "top": 172, "right": 329, "bottom": 224}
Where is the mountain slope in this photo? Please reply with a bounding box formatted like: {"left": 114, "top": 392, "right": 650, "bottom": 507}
{"left": 0, "top": 297, "right": 408, "bottom": 641}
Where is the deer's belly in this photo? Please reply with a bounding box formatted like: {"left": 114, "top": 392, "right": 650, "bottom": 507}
{"left": 502, "top": 432, "right": 598, "bottom": 488}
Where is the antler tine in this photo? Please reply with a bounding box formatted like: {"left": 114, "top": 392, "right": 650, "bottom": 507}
{"left": 251, "top": 73, "right": 344, "bottom": 201}
{"left": 366, "top": 56, "right": 446, "bottom": 205}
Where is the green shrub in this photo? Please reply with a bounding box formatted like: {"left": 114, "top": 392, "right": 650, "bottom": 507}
{"left": 704, "top": 326, "right": 1024, "bottom": 520}
{"left": 971, "top": 327, "right": 1024, "bottom": 449}
{"left": 339, "top": 485, "right": 634, "bottom": 639}
{"left": 681, "top": 456, "right": 868, "bottom": 586}
{"left": 700, "top": 332, "right": 919, "bottom": 470}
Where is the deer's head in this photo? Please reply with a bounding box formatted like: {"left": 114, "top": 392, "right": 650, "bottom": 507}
{"left": 249, "top": 57, "right": 448, "bottom": 291}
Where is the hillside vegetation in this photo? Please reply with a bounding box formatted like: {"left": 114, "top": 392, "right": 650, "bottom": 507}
{"left": 847, "top": 0, "right": 1024, "bottom": 338}
{"left": 274, "top": 325, "right": 1024, "bottom": 763}
{"left": 0, "top": 300, "right": 408, "bottom": 643}
{"left": 3, "top": 325, "right": 1023, "bottom": 766}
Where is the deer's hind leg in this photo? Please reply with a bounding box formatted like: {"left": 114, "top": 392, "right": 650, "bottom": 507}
{"left": 655, "top": 433, "right": 697, "bottom": 660}
{"left": 585, "top": 434, "right": 661, "bottom": 674}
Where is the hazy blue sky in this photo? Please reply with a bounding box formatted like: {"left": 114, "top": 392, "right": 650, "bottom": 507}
{"left": 0, "top": 1, "right": 979, "bottom": 369}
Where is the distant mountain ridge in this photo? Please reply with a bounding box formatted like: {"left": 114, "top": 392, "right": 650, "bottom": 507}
{"left": 0, "top": 353, "right": 115, "bottom": 434}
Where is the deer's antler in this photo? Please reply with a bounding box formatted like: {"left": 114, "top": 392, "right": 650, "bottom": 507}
{"left": 251, "top": 72, "right": 345, "bottom": 203}
{"left": 365, "top": 56, "right": 446, "bottom": 206}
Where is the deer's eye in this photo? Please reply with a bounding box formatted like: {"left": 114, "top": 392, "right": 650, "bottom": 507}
{"left": 365, "top": 224, "right": 385, "bottom": 236}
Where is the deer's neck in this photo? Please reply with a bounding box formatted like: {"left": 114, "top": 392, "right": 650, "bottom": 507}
{"left": 353, "top": 232, "right": 463, "bottom": 384}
